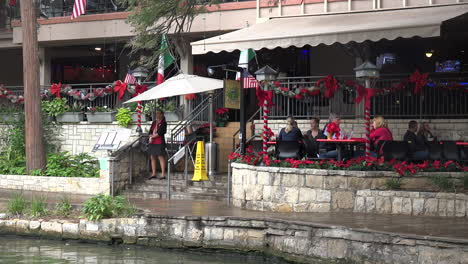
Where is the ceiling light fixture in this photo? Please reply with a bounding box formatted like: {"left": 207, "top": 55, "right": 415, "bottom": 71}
{"left": 95, "top": 47, "right": 102, "bottom": 51}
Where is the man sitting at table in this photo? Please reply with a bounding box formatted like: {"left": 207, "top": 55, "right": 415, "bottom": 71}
{"left": 318, "top": 113, "right": 341, "bottom": 159}
{"left": 404, "top": 120, "right": 428, "bottom": 160}
{"left": 277, "top": 116, "right": 303, "bottom": 142}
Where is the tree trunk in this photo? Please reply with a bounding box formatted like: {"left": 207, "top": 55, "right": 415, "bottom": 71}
{"left": 21, "top": 0, "right": 46, "bottom": 171}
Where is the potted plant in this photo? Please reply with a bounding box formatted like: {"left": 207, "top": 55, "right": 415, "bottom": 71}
{"left": 41, "top": 98, "right": 69, "bottom": 122}
{"left": 85, "top": 106, "right": 116, "bottom": 123}
{"left": 0, "top": 105, "right": 23, "bottom": 123}
{"left": 160, "top": 101, "right": 180, "bottom": 122}
{"left": 128, "top": 102, "right": 147, "bottom": 123}
{"left": 215, "top": 107, "right": 229, "bottom": 127}
{"left": 56, "top": 102, "right": 85, "bottom": 123}
{"left": 116, "top": 107, "right": 133, "bottom": 128}
{"left": 142, "top": 101, "right": 158, "bottom": 121}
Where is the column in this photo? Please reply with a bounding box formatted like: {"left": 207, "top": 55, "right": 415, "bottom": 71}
{"left": 180, "top": 39, "right": 193, "bottom": 119}
{"left": 39, "top": 46, "right": 51, "bottom": 88}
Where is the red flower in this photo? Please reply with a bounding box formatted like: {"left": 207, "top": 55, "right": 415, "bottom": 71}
{"left": 309, "top": 89, "right": 320, "bottom": 96}
{"left": 246, "top": 145, "right": 253, "bottom": 153}
{"left": 262, "top": 155, "right": 271, "bottom": 166}
{"left": 280, "top": 87, "right": 289, "bottom": 92}
{"left": 185, "top": 93, "right": 196, "bottom": 100}
{"left": 327, "top": 122, "right": 341, "bottom": 138}
{"left": 228, "top": 152, "right": 240, "bottom": 160}
{"left": 443, "top": 160, "right": 454, "bottom": 168}
{"left": 432, "top": 160, "right": 440, "bottom": 169}
{"left": 215, "top": 107, "right": 229, "bottom": 115}
{"left": 294, "top": 94, "right": 304, "bottom": 100}
{"left": 273, "top": 81, "right": 281, "bottom": 87}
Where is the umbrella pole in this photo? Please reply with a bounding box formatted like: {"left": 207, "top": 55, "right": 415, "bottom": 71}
{"left": 136, "top": 101, "right": 142, "bottom": 133}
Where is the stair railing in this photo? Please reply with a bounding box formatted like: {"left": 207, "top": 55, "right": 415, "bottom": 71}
{"left": 166, "top": 90, "right": 223, "bottom": 200}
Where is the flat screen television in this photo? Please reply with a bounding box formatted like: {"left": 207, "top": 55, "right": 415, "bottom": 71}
{"left": 435, "top": 60, "right": 461, "bottom": 73}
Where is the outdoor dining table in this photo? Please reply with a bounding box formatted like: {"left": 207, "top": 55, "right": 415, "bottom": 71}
{"left": 316, "top": 138, "right": 366, "bottom": 160}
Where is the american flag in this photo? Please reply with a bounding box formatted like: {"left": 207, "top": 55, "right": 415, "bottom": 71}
{"left": 124, "top": 70, "right": 136, "bottom": 84}
{"left": 71, "top": 0, "right": 86, "bottom": 19}
{"left": 242, "top": 71, "right": 259, "bottom": 89}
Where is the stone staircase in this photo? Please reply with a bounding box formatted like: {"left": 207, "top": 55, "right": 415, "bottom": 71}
{"left": 121, "top": 173, "right": 229, "bottom": 201}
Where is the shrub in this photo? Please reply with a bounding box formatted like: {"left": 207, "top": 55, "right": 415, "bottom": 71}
{"left": 45, "top": 152, "right": 99, "bottom": 178}
{"left": 7, "top": 192, "right": 27, "bottom": 215}
{"left": 385, "top": 177, "right": 401, "bottom": 190}
{"left": 30, "top": 196, "right": 47, "bottom": 217}
{"left": 430, "top": 175, "right": 455, "bottom": 192}
{"left": 55, "top": 196, "right": 73, "bottom": 217}
{"left": 116, "top": 108, "right": 133, "bottom": 128}
{"left": 82, "top": 194, "right": 136, "bottom": 221}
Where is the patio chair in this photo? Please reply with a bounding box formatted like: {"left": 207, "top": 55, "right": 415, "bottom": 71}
{"left": 303, "top": 138, "right": 320, "bottom": 160}
{"left": 276, "top": 141, "right": 302, "bottom": 160}
{"left": 250, "top": 140, "right": 263, "bottom": 154}
{"left": 441, "top": 141, "right": 460, "bottom": 161}
{"left": 382, "top": 141, "right": 408, "bottom": 161}
{"left": 427, "top": 142, "right": 443, "bottom": 160}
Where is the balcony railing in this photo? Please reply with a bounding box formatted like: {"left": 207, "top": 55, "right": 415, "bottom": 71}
{"left": 272, "top": 74, "right": 468, "bottom": 120}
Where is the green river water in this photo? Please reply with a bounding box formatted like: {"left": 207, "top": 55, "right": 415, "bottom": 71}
{"left": 0, "top": 236, "right": 290, "bottom": 264}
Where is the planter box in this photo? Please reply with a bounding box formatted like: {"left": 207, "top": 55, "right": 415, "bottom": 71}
{"left": 0, "top": 113, "right": 22, "bottom": 123}
{"left": 165, "top": 111, "right": 180, "bottom": 122}
{"left": 56, "top": 112, "right": 85, "bottom": 123}
{"left": 85, "top": 112, "right": 116, "bottom": 123}
{"left": 131, "top": 113, "right": 147, "bottom": 122}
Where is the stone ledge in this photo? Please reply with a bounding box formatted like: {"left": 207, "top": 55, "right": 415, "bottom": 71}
{"left": 2, "top": 215, "right": 468, "bottom": 264}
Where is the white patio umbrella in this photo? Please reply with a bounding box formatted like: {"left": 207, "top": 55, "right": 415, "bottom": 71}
{"left": 124, "top": 73, "right": 224, "bottom": 179}
{"left": 123, "top": 73, "right": 224, "bottom": 104}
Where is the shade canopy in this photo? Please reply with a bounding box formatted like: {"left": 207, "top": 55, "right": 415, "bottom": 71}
{"left": 124, "top": 73, "right": 224, "bottom": 104}
{"left": 191, "top": 4, "right": 468, "bottom": 54}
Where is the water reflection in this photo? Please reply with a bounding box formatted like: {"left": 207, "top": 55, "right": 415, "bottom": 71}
{"left": 0, "top": 236, "right": 287, "bottom": 264}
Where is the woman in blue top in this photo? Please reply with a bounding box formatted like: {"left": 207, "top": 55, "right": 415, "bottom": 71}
{"left": 277, "top": 116, "right": 303, "bottom": 142}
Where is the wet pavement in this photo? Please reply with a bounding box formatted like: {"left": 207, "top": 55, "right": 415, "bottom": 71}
{"left": 1, "top": 188, "right": 468, "bottom": 241}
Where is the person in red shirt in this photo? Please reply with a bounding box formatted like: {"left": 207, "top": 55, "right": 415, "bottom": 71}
{"left": 370, "top": 116, "right": 393, "bottom": 156}
{"left": 148, "top": 110, "right": 167, "bottom": 179}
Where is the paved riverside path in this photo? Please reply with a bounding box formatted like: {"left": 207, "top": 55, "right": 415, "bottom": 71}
{"left": 1, "top": 188, "right": 468, "bottom": 241}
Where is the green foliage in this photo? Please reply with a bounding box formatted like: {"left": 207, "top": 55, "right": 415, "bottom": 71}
{"left": 142, "top": 100, "right": 158, "bottom": 116}
{"left": 7, "top": 192, "right": 27, "bottom": 215}
{"left": 45, "top": 152, "right": 99, "bottom": 178}
{"left": 385, "top": 178, "right": 401, "bottom": 190}
{"left": 42, "top": 98, "right": 69, "bottom": 117}
{"left": 0, "top": 104, "right": 22, "bottom": 114}
{"left": 82, "top": 194, "right": 136, "bottom": 221}
{"left": 116, "top": 108, "right": 133, "bottom": 127}
{"left": 127, "top": 102, "right": 139, "bottom": 112}
{"left": 30, "top": 196, "right": 47, "bottom": 217}
{"left": 70, "top": 102, "right": 85, "bottom": 112}
{"left": 87, "top": 106, "right": 112, "bottom": 113}
{"left": 55, "top": 196, "right": 73, "bottom": 217}
{"left": 430, "top": 175, "right": 455, "bottom": 192}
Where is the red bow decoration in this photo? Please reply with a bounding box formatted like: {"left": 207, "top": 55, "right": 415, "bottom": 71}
{"left": 132, "top": 84, "right": 147, "bottom": 98}
{"left": 256, "top": 86, "right": 274, "bottom": 108}
{"left": 408, "top": 70, "right": 428, "bottom": 95}
{"left": 50, "top": 83, "right": 62, "bottom": 98}
{"left": 327, "top": 122, "right": 340, "bottom": 138}
{"left": 316, "top": 75, "right": 338, "bottom": 98}
{"left": 113, "top": 80, "right": 128, "bottom": 100}
{"left": 185, "top": 93, "right": 196, "bottom": 100}
{"left": 347, "top": 80, "right": 382, "bottom": 108}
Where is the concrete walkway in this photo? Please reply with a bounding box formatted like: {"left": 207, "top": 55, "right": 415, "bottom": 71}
{"left": 1, "top": 188, "right": 468, "bottom": 242}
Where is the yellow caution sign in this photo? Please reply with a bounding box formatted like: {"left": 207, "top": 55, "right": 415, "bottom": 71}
{"left": 192, "top": 141, "right": 209, "bottom": 181}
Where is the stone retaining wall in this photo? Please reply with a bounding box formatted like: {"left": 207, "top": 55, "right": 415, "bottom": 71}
{"left": 231, "top": 163, "right": 468, "bottom": 217}
{"left": 354, "top": 190, "right": 468, "bottom": 218}
{"left": 1, "top": 215, "right": 468, "bottom": 264}
{"left": 0, "top": 170, "right": 110, "bottom": 195}
{"left": 254, "top": 119, "right": 468, "bottom": 141}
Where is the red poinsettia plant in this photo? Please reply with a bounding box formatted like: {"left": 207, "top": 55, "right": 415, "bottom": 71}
{"left": 228, "top": 153, "right": 468, "bottom": 176}
{"left": 326, "top": 122, "right": 340, "bottom": 139}
{"left": 215, "top": 107, "right": 229, "bottom": 122}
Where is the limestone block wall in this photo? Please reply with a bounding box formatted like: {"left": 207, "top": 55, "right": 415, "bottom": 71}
{"left": 254, "top": 119, "right": 468, "bottom": 141}
{"left": 0, "top": 170, "right": 110, "bottom": 195}
{"left": 231, "top": 163, "right": 468, "bottom": 217}
{"left": 2, "top": 215, "right": 468, "bottom": 264}
{"left": 109, "top": 149, "right": 148, "bottom": 195}
{"left": 354, "top": 190, "right": 468, "bottom": 218}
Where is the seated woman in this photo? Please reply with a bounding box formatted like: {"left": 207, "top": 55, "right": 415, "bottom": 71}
{"left": 417, "top": 122, "right": 437, "bottom": 144}
{"left": 277, "top": 116, "right": 303, "bottom": 142}
{"left": 303, "top": 118, "right": 325, "bottom": 158}
{"left": 318, "top": 113, "right": 341, "bottom": 159}
{"left": 369, "top": 116, "right": 393, "bottom": 157}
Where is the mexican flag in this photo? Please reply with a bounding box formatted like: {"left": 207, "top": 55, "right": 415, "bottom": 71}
{"left": 236, "top": 49, "right": 256, "bottom": 80}
{"left": 157, "top": 34, "right": 175, "bottom": 85}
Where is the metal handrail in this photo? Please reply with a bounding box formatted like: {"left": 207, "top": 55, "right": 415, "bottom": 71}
{"left": 231, "top": 107, "right": 261, "bottom": 152}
